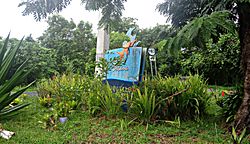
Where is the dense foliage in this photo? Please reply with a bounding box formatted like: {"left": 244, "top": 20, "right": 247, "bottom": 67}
{"left": 37, "top": 73, "right": 210, "bottom": 125}
{"left": 110, "top": 17, "right": 139, "bottom": 33}
{"left": 37, "top": 73, "right": 91, "bottom": 118}
{"left": 109, "top": 32, "right": 130, "bottom": 49}
{"left": 38, "top": 15, "right": 96, "bottom": 75}
{"left": 0, "top": 37, "right": 57, "bottom": 83}
{"left": 181, "top": 34, "right": 241, "bottom": 85}
{"left": 142, "top": 74, "right": 209, "bottom": 121}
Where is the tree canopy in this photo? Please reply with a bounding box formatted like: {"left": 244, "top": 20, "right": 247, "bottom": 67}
{"left": 38, "top": 15, "right": 96, "bottom": 74}
{"left": 19, "top": 0, "right": 127, "bottom": 27}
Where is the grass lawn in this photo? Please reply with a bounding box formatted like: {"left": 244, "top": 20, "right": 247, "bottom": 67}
{"left": 2, "top": 96, "right": 247, "bottom": 144}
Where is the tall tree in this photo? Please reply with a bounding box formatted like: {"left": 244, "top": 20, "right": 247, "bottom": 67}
{"left": 158, "top": 0, "right": 250, "bottom": 132}
{"left": 235, "top": 1, "right": 250, "bottom": 133}
{"left": 38, "top": 15, "right": 76, "bottom": 48}
{"left": 139, "top": 24, "right": 171, "bottom": 48}
{"left": 110, "top": 17, "right": 139, "bottom": 33}
{"left": 38, "top": 15, "right": 95, "bottom": 74}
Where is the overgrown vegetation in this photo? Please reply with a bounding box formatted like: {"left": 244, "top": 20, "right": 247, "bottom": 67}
{"left": 36, "top": 74, "right": 209, "bottom": 124}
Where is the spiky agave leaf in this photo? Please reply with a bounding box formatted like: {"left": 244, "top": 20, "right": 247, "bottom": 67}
{"left": 0, "top": 34, "right": 33, "bottom": 120}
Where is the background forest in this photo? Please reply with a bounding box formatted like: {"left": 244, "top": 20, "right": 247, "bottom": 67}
{"left": 0, "top": 15, "right": 241, "bottom": 86}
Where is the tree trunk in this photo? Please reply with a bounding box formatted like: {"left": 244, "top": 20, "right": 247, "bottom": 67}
{"left": 235, "top": 3, "right": 250, "bottom": 133}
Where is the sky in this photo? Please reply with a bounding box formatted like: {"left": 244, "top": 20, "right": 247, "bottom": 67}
{"left": 0, "top": 0, "right": 166, "bottom": 39}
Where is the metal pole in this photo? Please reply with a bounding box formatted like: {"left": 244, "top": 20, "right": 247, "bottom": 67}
{"left": 154, "top": 56, "right": 157, "bottom": 75}
{"left": 150, "top": 60, "right": 153, "bottom": 77}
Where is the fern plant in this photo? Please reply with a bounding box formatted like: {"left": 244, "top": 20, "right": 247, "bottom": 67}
{"left": 0, "top": 34, "right": 33, "bottom": 119}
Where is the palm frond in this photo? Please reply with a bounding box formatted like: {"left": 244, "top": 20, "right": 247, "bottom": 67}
{"left": 167, "top": 10, "right": 236, "bottom": 54}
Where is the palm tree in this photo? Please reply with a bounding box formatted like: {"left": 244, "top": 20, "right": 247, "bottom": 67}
{"left": 158, "top": 0, "right": 250, "bottom": 132}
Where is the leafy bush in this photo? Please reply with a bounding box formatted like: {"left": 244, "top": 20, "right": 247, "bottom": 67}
{"left": 87, "top": 79, "right": 127, "bottom": 117}
{"left": 37, "top": 73, "right": 91, "bottom": 117}
{"left": 110, "top": 32, "right": 130, "bottom": 49}
{"left": 0, "top": 34, "right": 33, "bottom": 119}
{"left": 181, "top": 34, "right": 241, "bottom": 85}
{"left": 128, "top": 86, "right": 157, "bottom": 123}
{"left": 140, "top": 74, "right": 209, "bottom": 121}
{"left": 38, "top": 15, "right": 96, "bottom": 75}
{"left": 216, "top": 86, "right": 243, "bottom": 122}
{"left": 0, "top": 38, "right": 58, "bottom": 84}
{"left": 37, "top": 73, "right": 210, "bottom": 124}
{"left": 38, "top": 74, "right": 128, "bottom": 118}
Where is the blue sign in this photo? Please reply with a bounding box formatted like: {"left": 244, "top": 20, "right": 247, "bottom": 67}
{"left": 104, "top": 47, "right": 145, "bottom": 87}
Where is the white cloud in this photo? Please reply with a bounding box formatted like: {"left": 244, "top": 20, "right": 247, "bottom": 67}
{"left": 0, "top": 0, "right": 166, "bottom": 39}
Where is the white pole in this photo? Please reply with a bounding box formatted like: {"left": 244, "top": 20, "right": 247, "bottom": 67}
{"left": 95, "top": 12, "right": 109, "bottom": 76}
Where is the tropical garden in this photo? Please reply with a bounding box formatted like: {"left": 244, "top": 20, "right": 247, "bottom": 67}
{"left": 0, "top": 0, "right": 250, "bottom": 143}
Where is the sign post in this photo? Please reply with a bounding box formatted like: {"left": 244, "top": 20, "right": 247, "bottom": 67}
{"left": 95, "top": 12, "right": 109, "bottom": 76}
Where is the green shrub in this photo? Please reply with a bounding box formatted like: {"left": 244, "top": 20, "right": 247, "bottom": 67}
{"left": 181, "top": 34, "right": 241, "bottom": 85}
{"left": 140, "top": 74, "right": 209, "bottom": 121}
{"left": 37, "top": 73, "right": 126, "bottom": 118}
{"left": 37, "top": 73, "right": 209, "bottom": 124}
{"left": 87, "top": 79, "right": 126, "bottom": 117}
{"left": 128, "top": 86, "right": 157, "bottom": 123}
{"left": 216, "top": 86, "right": 243, "bottom": 122}
{"left": 37, "top": 73, "right": 91, "bottom": 117}
{"left": 179, "top": 75, "right": 209, "bottom": 119}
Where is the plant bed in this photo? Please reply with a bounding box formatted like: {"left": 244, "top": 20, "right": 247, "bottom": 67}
{"left": 0, "top": 96, "right": 248, "bottom": 143}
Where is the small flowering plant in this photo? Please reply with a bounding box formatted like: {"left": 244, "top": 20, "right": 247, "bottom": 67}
{"left": 221, "top": 91, "right": 225, "bottom": 97}
{"left": 215, "top": 86, "right": 243, "bottom": 123}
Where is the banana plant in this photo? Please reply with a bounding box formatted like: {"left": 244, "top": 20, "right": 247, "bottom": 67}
{"left": 0, "top": 33, "right": 34, "bottom": 119}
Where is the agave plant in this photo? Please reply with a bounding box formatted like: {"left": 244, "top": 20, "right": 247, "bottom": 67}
{"left": 0, "top": 33, "right": 34, "bottom": 119}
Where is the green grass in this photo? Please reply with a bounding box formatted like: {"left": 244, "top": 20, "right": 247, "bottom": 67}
{"left": 1, "top": 96, "right": 248, "bottom": 144}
